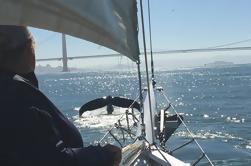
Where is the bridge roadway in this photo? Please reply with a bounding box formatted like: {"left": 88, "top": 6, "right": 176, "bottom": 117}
{"left": 36, "top": 46, "right": 251, "bottom": 71}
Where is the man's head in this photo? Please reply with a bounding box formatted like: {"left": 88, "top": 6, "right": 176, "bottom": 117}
{"left": 0, "top": 25, "right": 35, "bottom": 74}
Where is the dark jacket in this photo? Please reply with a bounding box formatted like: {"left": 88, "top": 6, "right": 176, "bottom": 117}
{"left": 0, "top": 71, "right": 112, "bottom": 166}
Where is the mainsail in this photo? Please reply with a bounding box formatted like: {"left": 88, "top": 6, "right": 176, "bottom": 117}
{"left": 0, "top": 0, "right": 140, "bottom": 61}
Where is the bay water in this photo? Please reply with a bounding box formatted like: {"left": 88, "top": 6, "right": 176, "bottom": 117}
{"left": 37, "top": 64, "right": 251, "bottom": 165}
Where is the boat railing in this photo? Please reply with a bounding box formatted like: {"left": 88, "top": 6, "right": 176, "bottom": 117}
{"left": 96, "top": 89, "right": 214, "bottom": 165}
{"left": 160, "top": 90, "right": 214, "bottom": 166}
{"left": 98, "top": 95, "right": 140, "bottom": 147}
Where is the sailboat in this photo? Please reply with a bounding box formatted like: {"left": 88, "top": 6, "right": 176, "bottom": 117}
{"left": 0, "top": 0, "right": 214, "bottom": 165}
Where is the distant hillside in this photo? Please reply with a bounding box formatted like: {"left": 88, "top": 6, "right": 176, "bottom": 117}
{"left": 204, "top": 61, "right": 234, "bottom": 68}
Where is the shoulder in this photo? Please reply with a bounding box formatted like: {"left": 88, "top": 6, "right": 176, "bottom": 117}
{"left": 13, "top": 74, "right": 29, "bottom": 84}
{"left": 13, "top": 74, "right": 38, "bottom": 90}
{"left": 0, "top": 73, "right": 42, "bottom": 108}
{"left": 0, "top": 73, "right": 53, "bottom": 122}
{"left": 0, "top": 72, "right": 34, "bottom": 90}
{"left": 11, "top": 74, "right": 39, "bottom": 98}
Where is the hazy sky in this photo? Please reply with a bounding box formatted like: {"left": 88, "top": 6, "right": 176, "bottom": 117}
{"left": 30, "top": 0, "right": 251, "bottom": 70}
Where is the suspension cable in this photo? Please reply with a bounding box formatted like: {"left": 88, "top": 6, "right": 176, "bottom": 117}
{"left": 206, "top": 38, "right": 251, "bottom": 49}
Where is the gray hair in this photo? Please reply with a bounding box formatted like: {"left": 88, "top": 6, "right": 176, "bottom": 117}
{"left": 0, "top": 25, "right": 32, "bottom": 60}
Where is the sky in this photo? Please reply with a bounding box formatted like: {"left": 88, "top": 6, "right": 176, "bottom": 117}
{"left": 30, "top": 0, "right": 251, "bottom": 70}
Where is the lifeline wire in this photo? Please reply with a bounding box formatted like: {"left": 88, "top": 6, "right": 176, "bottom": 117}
{"left": 98, "top": 95, "right": 140, "bottom": 144}
{"left": 161, "top": 92, "right": 214, "bottom": 166}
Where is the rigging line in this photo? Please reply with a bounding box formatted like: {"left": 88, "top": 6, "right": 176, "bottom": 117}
{"left": 99, "top": 116, "right": 138, "bottom": 146}
{"left": 141, "top": 137, "right": 168, "bottom": 163}
{"left": 160, "top": 92, "right": 214, "bottom": 166}
{"left": 206, "top": 38, "right": 251, "bottom": 49}
{"left": 99, "top": 126, "right": 116, "bottom": 143}
{"left": 98, "top": 95, "right": 140, "bottom": 143}
{"left": 140, "top": 0, "right": 155, "bottom": 143}
{"left": 147, "top": 0, "right": 154, "bottom": 79}
{"left": 98, "top": 114, "right": 126, "bottom": 143}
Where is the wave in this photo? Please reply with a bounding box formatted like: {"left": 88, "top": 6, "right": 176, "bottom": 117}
{"left": 73, "top": 107, "right": 139, "bottom": 129}
{"left": 174, "top": 130, "right": 244, "bottom": 141}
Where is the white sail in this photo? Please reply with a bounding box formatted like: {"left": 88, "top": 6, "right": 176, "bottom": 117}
{"left": 0, "top": 0, "right": 139, "bottom": 61}
{"left": 143, "top": 83, "right": 156, "bottom": 144}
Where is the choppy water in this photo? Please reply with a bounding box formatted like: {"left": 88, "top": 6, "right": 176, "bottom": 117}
{"left": 37, "top": 64, "right": 251, "bottom": 166}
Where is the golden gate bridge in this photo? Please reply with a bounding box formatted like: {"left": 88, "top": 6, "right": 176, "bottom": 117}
{"left": 36, "top": 34, "right": 251, "bottom": 72}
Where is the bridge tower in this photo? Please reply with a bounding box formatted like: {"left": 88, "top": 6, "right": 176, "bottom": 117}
{"left": 62, "top": 34, "right": 69, "bottom": 72}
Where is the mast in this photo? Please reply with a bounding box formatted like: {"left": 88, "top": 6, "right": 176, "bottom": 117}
{"left": 62, "top": 34, "right": 69, "bottom": 72}
{"left": 139, "top": 0, "right": 155, "bottom": 144}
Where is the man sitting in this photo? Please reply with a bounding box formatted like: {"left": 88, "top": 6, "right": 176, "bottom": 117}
{"left": 0, "top": 25, "right": 121, "bottom": 166}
